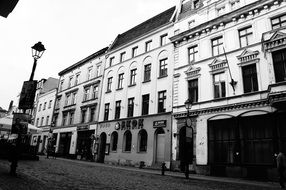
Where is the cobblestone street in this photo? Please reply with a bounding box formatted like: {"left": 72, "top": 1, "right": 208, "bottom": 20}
{"left": 0, "top": 157, "right": 282, "bottom": 190}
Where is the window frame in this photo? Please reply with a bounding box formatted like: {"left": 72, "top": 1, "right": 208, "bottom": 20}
{"left": 160, "top": 34, "right": 168, "bottom": 46}
{"left": 132, "top": 46, "right": 138, "bottom": 57}
{"left": 107, "top": 77, "right": 112, "bottom": 92}
{"left": 115, "top": 100, "right": 121, "bottom": 119}
{"left": 238, "top": 26, "right": 253, "bottom": 48}
{"left": 120, "top": 52, "right": 126, "bottom": 62}
{"left": 159, "top": 58, "right": 168, "bottom": 78}
{"left": 117, "top": 73, "right": 124, "bottom": 89}
{"left": 127, "top": 98, "right": 134, "bottom": 117}
{"left": 158, "top": 90, "right": 167, "bottom": 113}
{"left": 142, "top": 94, "right": 149, "bottom": 115}
{"left": 213, "top": 72, "right": 226, "bottom": 98}
{"left": 211, "top": 36, "right": 223, "bottom": 56}
{"left": 188, "top": 79, "right": 199, "bottom": 103}
{"left": 130, "top": 69, "right": 137, "bottom": 86}
{"left": 104, "top": 103, "right": 110, "bottom": 121}
{"left": 145, "top": 40, "right": 152, "bottom": 52}
{"left": 143, "top": 64, "right": 151, "bottom": 82}
{"left": 271, "top": 13, "right": 286, "bottom": 29}
{"left": 188, "top": 45, "right": 198, "bottom": 63}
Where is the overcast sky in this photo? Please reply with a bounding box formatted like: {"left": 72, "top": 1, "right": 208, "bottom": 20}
{"left": 0, "top": 0, "right": 177, "bottom": 110}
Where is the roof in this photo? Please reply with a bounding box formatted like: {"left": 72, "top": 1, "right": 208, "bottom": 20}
{"left": 59, "top": 47, "right": 108, "bottom": 76}
{"left": 0, "top": 0, "right": 19, "bottom": 18}
{"left": 109, "top": 6, "right": 176, "bottom": 51}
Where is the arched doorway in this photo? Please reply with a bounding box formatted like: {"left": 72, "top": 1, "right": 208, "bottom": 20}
{"left": 97, "top": 132, "right": 106, "bottom": 163}
{"left": 179, "top": 126, "right": 193, "bottom": 171}
{"left": 155, "top": 128, "right": 165, "bottom": 163}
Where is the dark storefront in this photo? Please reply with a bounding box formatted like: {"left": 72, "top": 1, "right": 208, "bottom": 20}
{"left": 58, "top": 132, "right": 72, "bottom": 157}
{"left": 208, "top": 112, "right": 286, "bottom": 180}
{"left": 76, "top": 128, "right": 94, "bottom": 161}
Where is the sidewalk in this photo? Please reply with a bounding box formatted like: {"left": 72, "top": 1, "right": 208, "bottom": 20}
{"left": 47, "top": 156, "right": 277, "bottom": 189}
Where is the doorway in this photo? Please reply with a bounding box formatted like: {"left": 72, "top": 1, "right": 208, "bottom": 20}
{"left": 155, "top": 128, "right": 165, "bottom": 163}
{"left": 179, "top": 126, "right": 193, "bottom": 171}
{"left": 97, "top": 132, "right": 106, "bottom": 163}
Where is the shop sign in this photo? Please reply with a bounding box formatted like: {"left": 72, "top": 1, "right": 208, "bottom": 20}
{"left": 99, "top": 123, "right": 110, "bottom": 128}
{"left": 77, "top": 125, "right": 89, "bottom": 131}
{"left": 153, "top": 120, "right": 167, "bottom": 128}
{"left": 18, "top": 81, "right": 37, "bottom": 109}
{"left": 115, "top": 118, "right": 144, "bottom": 130}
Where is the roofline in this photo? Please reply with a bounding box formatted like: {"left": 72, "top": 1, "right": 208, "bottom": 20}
{"left": 58, "top": 47, "right": 108, "bottom": 76}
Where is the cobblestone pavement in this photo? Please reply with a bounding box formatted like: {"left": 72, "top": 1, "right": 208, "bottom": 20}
{"left": 0, "top": 158, "right": 282, "bottom": 190}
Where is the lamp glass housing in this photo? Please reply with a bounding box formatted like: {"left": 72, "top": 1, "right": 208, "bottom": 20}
{"left": 31, "top": 42, "right": 46, "bottom": 59}
{"left": 184, "top": 98, "right": 192, "bottom": 111}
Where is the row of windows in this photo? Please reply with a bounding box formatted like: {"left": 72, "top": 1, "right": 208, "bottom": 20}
{"left": 108, "top": 34, "right": 168, "bottom": 67}
{"left": 104, "top": 90, "right": 166, "bottom": 121}
{"left": 38, "top": 100, "right": 53, "bottom": 112}
{"left": 36, "top": 116, "right": 50, "bottom": 127}
{"left": 110, "top": 129, "right": 147, "bottom": 152}
{"left": 59, "top": 64, "right": 101, "bottom": 91}
{"left": 107, "top": 58, "right": 168, "bottom": 92}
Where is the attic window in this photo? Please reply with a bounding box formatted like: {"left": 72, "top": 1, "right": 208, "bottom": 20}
{"left": 194, "top": 0, "right": 200, "bottom": 9}
{"left": 217, "top": 6, "right": 225, "bottom": 16}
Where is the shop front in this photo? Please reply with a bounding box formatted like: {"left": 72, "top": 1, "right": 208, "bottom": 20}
{"left": 97, "top": 113, "right": 172, "bottom": 168}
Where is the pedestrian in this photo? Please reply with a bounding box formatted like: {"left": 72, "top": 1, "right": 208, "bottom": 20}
{"left": 277, "top": 151, "right": 286, "bottom": 189}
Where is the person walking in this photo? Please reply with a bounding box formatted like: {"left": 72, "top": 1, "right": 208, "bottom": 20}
{"left": 277, "top": 151, "right": 286, "bottom": 189}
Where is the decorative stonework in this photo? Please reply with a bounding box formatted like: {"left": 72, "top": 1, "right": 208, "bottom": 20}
{"left": 263, "top": 30, "right": 286, "bottom": 52}
{"left": 237, "top": 49, "right": 260, "bottom": 66}
{"left": 185, "top": 64, "right": 201, "bottom": 80}
{"left": 208, "top": 58, "right": 227, "bottom": 73}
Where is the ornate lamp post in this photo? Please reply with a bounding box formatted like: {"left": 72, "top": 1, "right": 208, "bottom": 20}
{"left": 184, "top": 98, "right": 193, "bottom": 179}
{"left": 29, "top": 42, "right": 46, "bottom": 81}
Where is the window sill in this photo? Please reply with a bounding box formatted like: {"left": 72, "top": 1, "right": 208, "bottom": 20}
{"left": 123, "top": 151, "right": 131, "bottom": 153}
{"left": 116, "top": 88, "right": 123, "bottom": 91}
{"left": 142, "top": 80, "right": 151, "bottom": 83}
{"left": 128, "top": 84, "right": 136, "bottom": 87}
{"left": 105, "top": 90, "right": 112, "bottom": 94}
{"left": 158, "top": 75, "right": 168, "bottom": 79}
{"left": 82, "top": 98, "right": 98, "bottom": 103}
{"left": 63, "top": 104, "right": 76, "bottom": 109}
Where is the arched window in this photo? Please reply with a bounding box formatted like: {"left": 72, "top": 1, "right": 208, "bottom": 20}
{"left": 138, "top": 129, "right": 148, "bottom": 152}
{"left": 110, "top": 131, "right": 118, "bottom": 151}
{"left": 123, "top": 130, "right": 132, "bottom": 152}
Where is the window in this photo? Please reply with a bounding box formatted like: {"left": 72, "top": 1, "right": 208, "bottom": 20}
{"left": 145, "top": 40, "right": 152, "bottom": 52}
{"left": 104, "top": 103, "right": 110, "bottom": 121}
{"left": 127, "top": 98, "right": 134, "bottom": 117}
{"left": 144, "top": 64, "right": 151, "bottom": 82}
{"left": 46, "top": 116, "right": 49, "bottom": 125}
{"left": 109, "top": 57, "right": 114, "bottom": 67}
{"left": 59, "top": 80, "right": 64, "bottom": 91}
{"left": 65, "top": 94, "right": 70, "bottom": 106}
{"left": 120, "top": 52, "right": 126, "bottom": 62}
{"left": 54, "top": 114, "right": 58, "bottom": 127}
{"left": 81, "top": 109, "right": 86, "bottom": 123}
{"left": 89, "top": 107, "right": 96, "bottom": 122}
{"left": 41, "top": 117, "right": 44, "bottom": 126}
{"left": 71, "top": 92, "right": 77, "bottom": 104}
{"left": 272, "top": 49, "right": 286, "bottom": 82}
{"left": 174, "top": 29, "right": 180, "bottom": 35}
{"left": 87, "top": 67, "right": 92, "bottom": 80}
{"left": 188, "top": 20, "right": 195, "bottom": 29}
{"left": 160, "top": 34, "right": 167, "bottom": 46}
{"left": 83, "top": 88, "right": 90, "bottom": 101}
{"left": 115, "top": 100, "right": 121, "bottom": 119}
{"left": 55, "top": 97, "right": 61, "bottom": 109}
{"left": 124, "top": 130, "right": 132, "bottom": 152}
{"left": 43, "top": 102, "right": 47, "bottom": 110}
{"left": 107, "top": 77, "right": 112, "bottom": 92}
{"left": 117, "top": 73, "right": 124, "bottom": 89}
{"left": 68, "top": 76, "right": 73, "bottom": 88}
{"left": 159, "top": 59, "right": 168, "bottom": 77}
{"left": 96, "top": 65, "right": 101, "bottom": 77}
{"left": 230, "top": 0, "right": 240, "bottom": 10}
{"left": 158, "top": 91, "right": 166, "bottom": 113}
{"left": 130, "top": 69, "right": 137, "bottom": 86}
{"left": 213, "top": 72, "right": 226, "bottom": 98}
{"left": 242, "top": 64, "right": 258, "bottom": 93}
{"left": 239, "top": 26, "right": 253, "bottom": 47}
{"left": 38, "top": 104, "right": 42, "bottom": 112}
{"left": 69, "top": 111, "right": 74, "bottom": 125}
{"left": 271, "top": 14, "right": 286, "bottom": 29}
{"left": 188, "top": 79, "right": 198, "bottom": 103}
{"left": 212, "top": 36, "right": 223, "bottom": 56}
{"left": 91, "top": 85, "right": 98, "bottom": 99}
{"left": 193, "top": 0, "right": 200, "bottom": 9}
{"left": 217, "top": 6, "right": 225, "bottom": 16}
{"left": 132, "top": 46, "right": 138, "bottom": 57}
{"left": 111, "top": 132, "right": 118, "bottom": 151}
{"left": 36, "top": 118, "right": 39, "bottom": 127}
{"left": 48, "top": 100, "right": 52, "bottom": 109}
{"left": 142, "top": 94, "right": 149, "bottom": 115}
{"left": 188, "top": 45, "right": 198, "bottom": 63}
{"left": 75, "top": 73, "right": 80, "bottom": 86}
{"left": 62, "top": 113, "right": 67, "bottom": 126}
{"left": 138, "top": 129, "right": 147, "bottom": 152}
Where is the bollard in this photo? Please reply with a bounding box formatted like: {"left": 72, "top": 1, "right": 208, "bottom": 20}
{"left": 161, "top": 162, "right": 166, "bottom": 175}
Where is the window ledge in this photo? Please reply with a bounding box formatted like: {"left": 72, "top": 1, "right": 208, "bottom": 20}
{"left": 116, "top": 88, "right": 123, "bottom": 91}
{"left": 142, "top": 80, "right": 151, "bottom": 83}
{"left": 63, "top": 104, "right": 76, "bottom": 109}
{"left": 105, "top": 90, "right": 112, "bottom": 94}
{"left": 128, "top": 84, "right": 136, "bottom": 87}
{"left": 82, "top": 98, "right": 98, "bottom": 103}
{"left": 158, "top": 75, "right": 168, "bottom": 79}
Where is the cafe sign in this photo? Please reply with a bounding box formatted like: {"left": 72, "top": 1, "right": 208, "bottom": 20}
{"left": 153, "top": 120, "right": 167, "bottom": 128}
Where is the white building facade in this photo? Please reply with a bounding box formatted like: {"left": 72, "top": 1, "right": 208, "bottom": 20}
{"left": 170, "top": 0, "right": 286, "bottom": 180}
{"left": 97, "top": 7, "right": 176, "bottom": 167}
{"left": 53, "top": 47, "right": 107, "bottom": 159}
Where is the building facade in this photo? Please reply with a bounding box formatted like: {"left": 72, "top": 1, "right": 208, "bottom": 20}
{"left": 170, "top": 0, "right": 286, "bottom": 180}
{"left": 33, "top": 88, "right": 57, "bottom": 153}
{"left": 97, "top": 7, "right": 176, "bottom": 168}
{"left": 53, "top": 47, "right": 108, "bottom": 160}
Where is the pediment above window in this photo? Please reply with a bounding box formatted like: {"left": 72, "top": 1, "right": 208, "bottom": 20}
{"left": 237, "top": 49, "right": 259, "bottom": 66}
{"left": 263, "top": 30, "right": 286, "bottom": 52}
{"left": 185, "top": 65, "right": 201, "bottom": 80}
{"left": 208, "top": 58, "right": 227, "bottom": 73}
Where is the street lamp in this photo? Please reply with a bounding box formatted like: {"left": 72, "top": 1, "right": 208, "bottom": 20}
{"left": 29, "top": 42, "right": 46, "bottom": 81}
{"left": 184, "top": 98, "right": 193, "bottom": 179}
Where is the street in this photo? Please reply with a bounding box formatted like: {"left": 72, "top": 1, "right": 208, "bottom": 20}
{"left": 0, "top": 157, "right": 281, "bottom": 190}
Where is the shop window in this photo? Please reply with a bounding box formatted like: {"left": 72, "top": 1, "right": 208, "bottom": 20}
{"left": 111, "top": 131, "right": 118, "bottom": 151}
{"left": 123, "top": 130, "right": 132, "bottom": 152}
{"left": 188, "top": 79, "right": 198, "bottom": 103}
{"left": 272, "top": 49, "right": 286, "bottom": 82}
{"left": 138, "top": 129, "right": 148, "bottom": 152}
{"left": 242, "top": 64, "right": 258, "bottom": 93}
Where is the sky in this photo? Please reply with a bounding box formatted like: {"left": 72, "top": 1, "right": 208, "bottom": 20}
{"left": 0, "top": 0, "right": 177, "bottom": 110}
